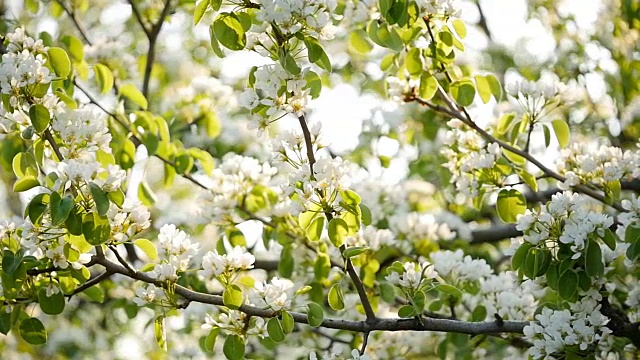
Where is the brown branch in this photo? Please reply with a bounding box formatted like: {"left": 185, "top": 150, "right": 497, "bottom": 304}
{"left": 142, "top": 0, "right": 172, "bottom": 99}
{"left": 297, "top": 114, "right": 316, "bottom": 173}
{"left": 411, "top": 93, "right": 626, "bottom": 212}
{"left": 92, "top": 254, "right": 528, "bottom": 335}
{"left": 68, "top": 270, "right": 113, "bottom": 297}
{"left": 53, "top": 0, "right": 93, "bottom": 45}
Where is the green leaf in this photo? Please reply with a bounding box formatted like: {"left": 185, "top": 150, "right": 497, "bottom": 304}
{"left": 50, "top": 193, "right": 73, "bottom": 226}
{"left": 511, "top": 242, "right": 533, "bottom": 270}
{"left": 419, "top": 72, "right": 438, "bottom": 100}
{"left": 82, "top": 285, "right": 105, "bottom": 303}
{"left": 13, "top": 175, "right": 40, "bottom": 192}
{"left": 496, "top": 113, "right": 516, "bottom": 135}
{"left": 48, "top": 47, "right": 71, "bottom": 78}
{"left": 398, "top": 304, "right": 416, "bottom": 318}
{"left": 517, "top": 170, "right": 538, "bottom": 192}
{"left": 223, "top": 284, "right": 243, "bottom": 309}
{"left": 13, "top": 151, "right": 39, "bottom": 178}
{"left": 451, "top": 19, "right": 467, "bottom": 38}
{"left": 340, "top": 189, "right": 361, "bottom": 205}
{"left": 558, "top": 269, "right": 578, "bottom": 300}
{"left": 0, "top": 311, "right": 11, "bottom": 335}
{"left": 450, "top": 79, "right": 476, "bottom": 106}
{"left": 278, "top": 244, "right": 294, "bottom": 278}
{"left": 227, "top": 227, "right": 246, "bottom": 247}
{"left": 154, "top": 315, "right": 167, "bottom": 350}
{"left": 209, "top": 0, "right": 222, "bottom": 11}
{"left": 281, "top": 310, "right": 294, "bottom": 334}
{"left": 304, "top": 70, "right": 322, "bottom": 99}
{"left": 585, "top": 239, "right": 604, "bottom": 277}
{"left": 19, "top": 317, "right": 47, "bottom": 345}
{"left": 433, "top": 284, "right": 462, "bottom": 300}
{"left": 61, "top": 35, "right": 84, "bottom": 62}
{"left": 38, "top": 287, "right": 65, "bottom": 315}
{"left": 496, "top": 189, "right": 527, "bottom": 223}
{"left": 209, "top": 23, "right": 225, "bottom": 57}
{"left": 349, "top": 30, "right": 372, "bottom": 53}
{"left": 328, "top": 218, "right": 349, "bottom": 247}
{"left": 82, "top": 212, "right": 111, "bottom": 246}
{"left": 29, "top": 104, "right": 50, "bottom": 133}
{"left": 474, "top": 75, "right": 492, "bottom": 104}
{"left": 551, "top": 119, "right": 570, "bottom": 148}
{"left": 342, "top": 246, "right": 369, "bottom": 258}
{"left": 328, "top": 283, "right": 345, "bottom": 310}
{"left": 267, "top": 318, "right": 285, "bottom": 343}
{"left": 306, "top": 302, "right": 324, "bottom": 327}
{"left": 523, "top": 247, "right": 550, "bottom": 279}
{"left": 471, "top": 305, "right": 487, "bottom": 322}
{"left": 138, "top": 180, "right": 157, "bottom": 206}
{"left": 298, "top": 210, "right": 318, "bottom": 230}
{"left": 412, "top": 290, "right": 426, "bottom": 312}
{"left": 625, "top": 225, "right": 640, "bottom": 243}
{"left": 93, "top": 63, "right": 114, "bottom": 94}
{"left": 89, "top": 182, "right": 110, "bottom": 216}
{"left": 405, "top": 48, "right": 423, "bottom": 76}
{"left": 313, "top": 253, "right": 331, "bottom": 281}
{"left": 213, "top": 13, "right": 246, "bottom": 51}
{"left": 304, "top": 37, "right": 332, "bottom": 72}
{"left": 119, "top": 84, "right": 148, "bottom": 109}
{"left": 485, "top": 74, "right": 502, "bottom": 102}
{"left": 306, "top": 216, "right": 325, "bottom": 242}
{"left": 379, "top": 282, "right": 395, "bottom": 303}
{"left": 194, "top": 0, "right": 209, "bottom": 25}
{"left": 223, "top": 334, "right": 245, "bottom": 360}
{"left": 2, "top": 249, "right": 23, "bottom": 276}
{"left": 134, "top": 239, "right": 158, "bottom": 260}
{"left": 204, "top": 328, "right": 220, "bottom": 353}
{"left": 280, "top": 50, "right": 301, "bottom": 75}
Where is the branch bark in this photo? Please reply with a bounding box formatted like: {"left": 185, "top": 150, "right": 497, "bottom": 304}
{"left": 92, "top": 254, "right": 528, "bottom": 336}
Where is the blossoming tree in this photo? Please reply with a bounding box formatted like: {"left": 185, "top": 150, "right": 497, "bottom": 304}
{"left": 1, "top": 0, "right": 639, "bottom": 358}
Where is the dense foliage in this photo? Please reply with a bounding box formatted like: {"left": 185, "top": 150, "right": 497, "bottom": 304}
{"left": 0, "top": 0, "right": 639, "bottom": 359}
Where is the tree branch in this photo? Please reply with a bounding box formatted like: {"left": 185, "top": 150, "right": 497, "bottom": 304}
{"left": 53, "top": 0, "right": 93, "bottom": 45}
{"left": 91, "top": 254, "right": 528, "bottom": 335}
{"left": 410, "top": 93, "right": 626, "bottom": 212}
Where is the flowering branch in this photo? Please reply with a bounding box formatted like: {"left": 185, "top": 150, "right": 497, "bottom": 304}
{"left": 411, "top": 93, "right": 627, "bottom": 212}
{"left": 91, "top": 253, "right": 528, "bottom": 335}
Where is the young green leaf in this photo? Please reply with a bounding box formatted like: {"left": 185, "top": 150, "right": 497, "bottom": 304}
{"left": 306, "top": 302, "right": 324, "bottom": 327}
{"left": 194, "top": 0, "right": 209, "bottom": 25}
{"left": 19, "top": 317, "right": 47, "bottom": 345}
{"left": 93, "top": 63, "right": 114, "bottom": 94}
{"left": 134, "top": 239, "right": 158, "bottom": 260}
{"left": 585, "top": 239, "right": 604, "bottom": 277}
{"left": 38, "top": 287, "right": 65, "bottom": 315}
{"left": 496, "top": 189, "right": 527, "bottom": 223}
{"left": 267, "top": 318, "right": 285, "bottom": 343}
{"left": 450, "top": 79, "right": 476, "bottom": 106}
{"left": 551, "top": 119, "right": 570, "bottom": 148}
{"left": 306, "top": 216, "right": 325, "bottom": 242}
{"left": 119, "top": 84, "right": 148, "bottom": 110}
{"left": 328, "top": 218, "right": 349, "bottom": 247}
{"left": 213, "top": 13, "right": 246, "bottom": 51}
{"left": 223, "top": 334, "right": 245, "bottom": 360}
{"left": 48, "top": 47, "right": 71, "bottom": 78}
{"left": 29, "top": 104, "right": 50, "bottom": 133}
{"left": 223, "top": 284, "right": 243, "bottom": 309}
{"left": 328, "top": 283, "right": 345, "bottom": 310}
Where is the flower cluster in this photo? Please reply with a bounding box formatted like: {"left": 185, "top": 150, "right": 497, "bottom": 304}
{"left": 157, "top": 224, "right": 199, "bottom": 272}
{"left": 516, "top": 192, "right": 613, "bottom": 259}
{"left": 441, "top": 120, "right": 503, "bottom": 202}
{"left": 238, "top": 64, "right": 312, "bottom": 135}
{"left": 506, "top": 75, "right": 562, "bottom": 118}
{"left": 523, "top": 290, "right": 611, "bottom": 359}
{"left": 474, "top": 272, "right": 540, "bottom": 321}
{"left": 254, "top": 0, "right": 337, "bottom": 38}
{"left": 252, "top": 277, "right": 295, "bottom": 311}
{"left": 0, "top": 28, "right": 51, "bottom": 108}
{"left": 417, "top": 0, "right": 461, "bottom": 18}
{"left": 385, "top": 261, "right": 438, "bottom": 291}
{"left": 202, "top": 310, "right": 267, "bottom": 338}
{"left": 429, "top": 249, "right": 493, "bottom": 282}
{"left": 200, "top": 246, "right": 255, "bottom": 280}
{"left": 133, "top": 283, "right": 162, "bottom": 306}
{"left": 287, "top": 156, "right": 354, "bottom": 213}
{"left": 556, "top": 143, "right": 640, "bottom": 190}
{"left": 202, "top": 153, "right": 279, "bottom": 221}
{"left": 51, "top": 107, "right": 112, "bottom": 159}
{"left": 389, "top": 212, "right": 456, "bottom": 245}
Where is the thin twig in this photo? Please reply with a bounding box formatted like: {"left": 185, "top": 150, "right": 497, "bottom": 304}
{"left": 297, "top": 114, "right": 316, "bottom": 173}
{"left": 68, "top": 270, "right": 113, "bottom": 297}
{"left": 53, "top": 0, "right": 93, "bottom": 45}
